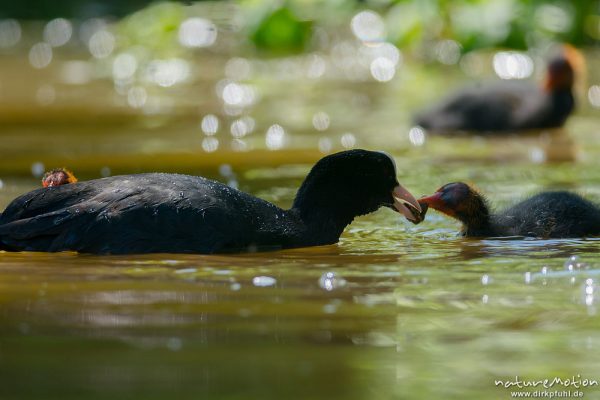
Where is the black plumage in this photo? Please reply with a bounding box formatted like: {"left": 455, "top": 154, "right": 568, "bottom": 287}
{"left": 413, "top": 49, "right": 578, "bottom": 133}
{"left": 0, "top": 150, "right": 421, "bottom": 254}
{"left": 419, "top": 182, "right": 600, "bottom": 238}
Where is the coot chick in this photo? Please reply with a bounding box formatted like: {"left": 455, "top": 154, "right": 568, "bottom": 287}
{"left": 414, "top": 46, "right": 582, "bottom": 133}
{"left": 42, "top": 168, "right": 78, "bottom": 187}
{"left": 419, "top": 182, "right": 600, "bottom": 238}
{"left": 0, "top": 150, "right": 422, "bottom": 254}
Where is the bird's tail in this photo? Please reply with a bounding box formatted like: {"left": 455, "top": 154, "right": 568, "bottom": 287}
{"left": 0, "top": 212, "right": 4, "bottom": 250}
{"left": 0, "top": 224, "right": 7, "bottom": 251}
{"left": 0, "top": 216, "right": 14, "bottom": 251}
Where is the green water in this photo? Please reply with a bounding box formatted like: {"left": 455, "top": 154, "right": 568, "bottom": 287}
{"left": 2, "top": 14, "right": 600, "bottom": 400}
{"left": 2, "top": 151, "right": 600, "bottom": 399}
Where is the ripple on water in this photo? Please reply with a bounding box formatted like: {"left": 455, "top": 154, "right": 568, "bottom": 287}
{"left": 564, "top": 255, "right": 589, "bottom": 271}
{"left": 252, "top": 276, "right": 276, "bottom": 287}
{"left": 318, "top": 272, "right": 346, "bottom": 291}
{"left": 2, "top": 79, "right": 600, "bottom": 399}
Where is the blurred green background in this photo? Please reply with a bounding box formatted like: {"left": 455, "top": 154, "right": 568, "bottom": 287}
{"left": 0, "top": 0, "right": 598, "bottom": 177}
{"left": 3, "top": 0, "right": 600, "bottom": 50}
{"left": 1, "top": 2, "right": 600, "bottom": 400}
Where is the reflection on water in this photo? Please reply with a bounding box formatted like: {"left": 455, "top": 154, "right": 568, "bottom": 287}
{"left": 3, "top": 160, "right": 600, "bottom": 399}
{"left": 1, "top": 4, "right": 600, "bottom": 400}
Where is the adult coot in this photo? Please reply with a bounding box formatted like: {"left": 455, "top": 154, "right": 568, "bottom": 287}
{"left": 42, "top": 168, "right": 78, "bottom": 187}
{"left": 0, "top": 150, "right": 422, "bottom": 254}
{"left": 418, "top": 182, "right": 600, "bottom": 238}
{"left": 413, "top": 46, "right": 582, "bottom": 133}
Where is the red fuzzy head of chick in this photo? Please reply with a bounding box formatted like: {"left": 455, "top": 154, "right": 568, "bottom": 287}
{"left": 42, "top": 168, "right": 78, "bottom": 188}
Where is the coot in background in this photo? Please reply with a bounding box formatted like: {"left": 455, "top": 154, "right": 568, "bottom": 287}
{"left": 0, "top": 150, "right": 422, "bottom": 254}
{"left": 414, "top": 45, "right": 583, "bottom": 133}
{"left": 419, "top": 182, "right": 600, "bottom": 238}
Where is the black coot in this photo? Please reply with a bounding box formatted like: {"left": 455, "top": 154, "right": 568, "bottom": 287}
{"left": 0, "top": 150, "right": 422, "bottom": 254}
{"left": 419, "top": 182, "right": 600, "bottom": 238}
{"left": 414, "top": 46, "right": 582, "bottom": 133}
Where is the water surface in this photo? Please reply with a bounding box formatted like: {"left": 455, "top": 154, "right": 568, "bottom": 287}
{"left": 2, "top": 154, "right": 600, "bottom": 399}
{"left": 1, "top": 14, "right": 600, "bottom": 399}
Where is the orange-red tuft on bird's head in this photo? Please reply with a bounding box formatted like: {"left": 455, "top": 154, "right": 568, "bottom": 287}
{"left": 562, "top": 44, "right": 586, "bottom": 76}
{"left": 544, "top": 44, "right": 585, "bottom": 92}
{"left": 42, "top": 168, "right": 78, "bottom": 188}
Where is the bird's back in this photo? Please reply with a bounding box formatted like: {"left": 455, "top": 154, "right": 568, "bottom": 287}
{"left": 494, "top": 191, "right": 600, "bottom": 238}
{"left": 414, "top": 81, "right": 546, "bottom": 132}
{"left": 0, "top": 173, "right": 295, "bottom": 254}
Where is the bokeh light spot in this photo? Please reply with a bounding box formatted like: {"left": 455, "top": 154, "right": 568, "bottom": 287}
{"left": 43, "top": 18, "right": 73, "bottom": 47}
{"left": 588, "top": 85, "right": 600, "bottom": 108}
{"left": 341, "top": 133, "right": 356, "bottom": 148}
{"left": 318, "top": 137, "right": 332, "bottom": 153}
{"left": 127, "top": 87, "right": 148, "bottom": 108}
{"left": 113, "top": 53, "right": 137, "bottom": 80}
{"left": 435, "top": 40, "right": 461, "bottom": 65}
{"left": 230, "top": 119, "right": 249, "bottom": 138}
{"left": 146, "top": 59, "right": 190, "bottom": 87}
{"left": 265, "top": 124, "right": 286, "bottom": 150}
{"left": 88, "top": 30, "right": 115, "bottom": 59}
{"left": 202, "top": 137, "right": 219, "bottom": 152}
{"left": 493, "top": 51, "right": 533, "bottom": 79}
{"left": 370, "top": 57, "right": 396, "bottom": 82}
{"left": 0, "top": 19, "right": 21, "bottom": 48}
{"left": 201, "top": 114, "right": 219, "bottom": 135}
{"left": 535, "top": 4, "right": 572, "bottom": 33}
{"left": 408, "top": 127, "right": 426, "bottom": 146}
{"left": 225, "top": 57, "right": 251, "bottom": 80}
{"left": 31, "top": 162, "right": 45, "bottom": 178}
{"left": 351, "top": 11, "right": 385, "bottom": 43}
{"left": 29, "top": 42, "right": 53, "bottom": 69}
{"left": 312, "top": 112, "right": 330, "bottom": 131}
{"left": 178, "top": 18, "right": 217, "bottom": 48}
{"left": 306, "top": 54, "right": 326, "bottom": 78}
{"left": 221, "top": 82, "right": 255, "bottom": 107}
